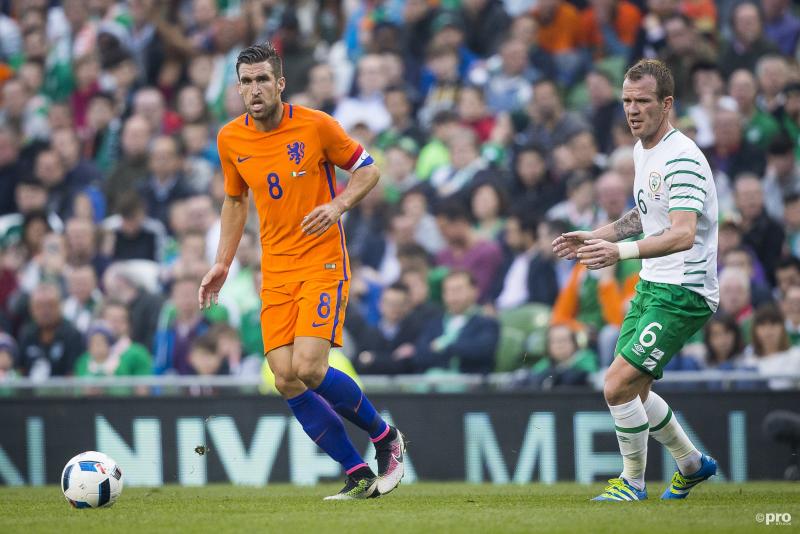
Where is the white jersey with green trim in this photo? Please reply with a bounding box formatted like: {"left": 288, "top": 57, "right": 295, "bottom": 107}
{"left": 632, "top": 127, "right": 719, "bottom": 311}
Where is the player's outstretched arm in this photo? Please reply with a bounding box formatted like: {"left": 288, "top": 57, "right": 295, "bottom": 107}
{"left": 576, "top": 210, "right": 696, "bottom": 270}
{"left": 301, "top": 164, "right": 380, "bottom": 236}
{"left": 552, "top": 208, "right": 642, "bottom": 260}
{"left": 199, "top": 192, "right": 249, "bottom": 309}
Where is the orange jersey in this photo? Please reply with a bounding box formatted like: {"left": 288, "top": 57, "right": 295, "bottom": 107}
{"left": 218, "top": 104, "right": 369, "bottom": 284}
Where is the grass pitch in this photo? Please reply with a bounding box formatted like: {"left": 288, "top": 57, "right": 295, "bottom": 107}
{"left": 0, "top": 482, "right": 797, "bottom": 534}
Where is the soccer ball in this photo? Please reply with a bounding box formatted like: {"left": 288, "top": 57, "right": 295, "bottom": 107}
{"left": 61, "top": 451, "right": 124, "bottom": 508}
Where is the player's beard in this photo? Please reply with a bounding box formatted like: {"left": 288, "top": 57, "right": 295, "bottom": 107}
{"left": 248, "top": 92, "right": 280, "bottom": 122}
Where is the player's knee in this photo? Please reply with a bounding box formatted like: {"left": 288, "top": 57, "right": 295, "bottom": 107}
{"left": 603, "top": 372, "right": 628, "bottom": 405}
{"left": 293, "top": 361, "right": 327, "bottom": 389}
{"left": 273, "top": 374, "right": 304, "bottom": 398}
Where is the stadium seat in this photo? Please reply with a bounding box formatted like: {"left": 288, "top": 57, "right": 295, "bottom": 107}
{"left": 498, "top": 304, "right": 552, "bottom": 366}
{"left": 494, "top": 325, "right": 527, "bottom": 373}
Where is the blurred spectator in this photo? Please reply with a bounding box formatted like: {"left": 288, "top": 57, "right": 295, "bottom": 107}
{"left": 334, "top": 54, "right": 391, "bottom": 133}
{"left": 133, "top": 87, "right": 181, "bottom": 136}
{"left": 735, "top": 174, "right": 785, "bottom": 286}
{"left": 584, "top": 69, "right": 625, "bottom": 155}
{"left": 35, "top": 149, "right": 83, "bottom": 221}
{"left": 0, "top": 125, "right": 29, "bottom": 216}
{"left": 630, "top": 0, "right": 681, "bottom": 62}
{"left": 211, "top": 323, "right": 261, "bottom": 376}
{"left": 435, "top": 200, "right": 503, "bottom": 303}
{"left": 275, "top": 11, "right": 316, "bottom": 100}
{"left": 382, "top": 138, "right": 422, "bottom": 202}
{"left": 351, "top": 282, "right": 420, "bottom": 375}
{"left": 105, "top": 115, "right": 153, "bottom": 212}
{"left": 509, "top": 145, "right": 562, "bottom": 214}
{"left": 684, "top": 62, "right": 730, "bottom": 149}
{"left": 775, "top": 256, "right": 800, "bottom": 299}
{"left": 19, "top": 231, "right": 67, "bottom": 294}
{"left": 419, "top": 45, "right": 462, "bottom": 128}
{"left": 137, "top": 135, "right": 192, "bottom": 229}
{"left": 719, "top": 2, "right": 779, "bottom": 78}
{"left": 551, "top": 255, "right": 639, "bottom": 367}
{"left": 153, "top": 276, "right": 213, "bottom": 375}
{"left": 579, "top": 0, "right": 642, "bottom": 60}
{"left": 74, "top": 320, "right": 152, "bottom": 381}
{"left": 720, "top": 246, "right": 773, "bottom": 307}
{"left": 412, "top": 270, "right": 500, "bottom": 373}
{"left": 763, "top": 138, "right": 800, "bottom": 221}
{"left": 784, "top": 197, "right": 800, "bottom": 258}
{"left": 456, "top": 86, "right": 496, "bottom": 143}
{"left": 301, "top": 63, "right": 339, "bottom": 116}
{"left": 84, "top": 92, "right": 122, "bottom": 174}
{"left": 430, "top": 129, "right": 487, "bottom": 198}
{"left": 533, "top": 0, "right": 581, "bottom": 59}
{"left": 595, "top": 171, "right": 631, "bottom": 225}
{"left": 703, "top": 313, "right": 746, "bottom": 368}
{"left": 102, "top": 262, "right": 164, "bottom": 348}
{"left": 377, "top": 87, "right": 425, "bottom": 151}
{"left": 706, "top": 109, "right": 766, "bottom": 178}
{"left": 416, "top": 110, "right": 458, "bottom": 181}
{"left": 470, "top": 181, "right": 508, "bottom": 241}
{"left": 546, "top": 173, "right": 598, "bottom": 230}
{"left": 762, "top": 0, "right": 800, "bottom": 56}
{"left": 718, "top": 267, "right": 754, "bottom": 339}
{"left": 17, "top": 282, "right": 84, "bottom": 378}
{"left": 728, "top": 69, "right": 781, "bottom": 151}
{"left": 519, "top": 79, "right": 588, "bottom": 153}
{"left": 400, "top": 189, "right": 445, "bottom": 255}
{"left": 781, "top": 284, "right": 800, "bottom": 345}
{"left": 746, "top": 303, "right": 800, "bottom": 390}
{"left": 187, "top": 334, "right": 228, "bottom": 395}
{"left": 0, "top": 333, "right": 18, "bottom": 381}
{"left": 104, "top": 191, "right": 165, "bottom": 262}
{"left": 468, "top": 38, "right": 541, "bottom": 114}
{"left": 492, "top": 210, "right": 559, "bottom": 310}
{"left": 756, "top": 54, "right": 789, "bottom": 114}
{"left": 530, "top": 324, "right": 599, "bottom": 388}
{"left": 776, "top": 82, "right": 800, "bottom": 160}
{"left": 62, "top": 264, "right": 102, "bottom": 334}
{"left": 461, "top": 0, "right": 511, "bottom": 57}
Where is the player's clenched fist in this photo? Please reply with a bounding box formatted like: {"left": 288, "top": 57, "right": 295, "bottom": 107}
{"left": 301, "top": 201, "right": 343, "bottom": 236}
{"left": 552, "top": 231, "right": 594, "bottom": 260}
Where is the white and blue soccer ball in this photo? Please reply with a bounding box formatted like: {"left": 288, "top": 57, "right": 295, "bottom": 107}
{"left": 61, "top": 451, "right": 124, "bottom": 509}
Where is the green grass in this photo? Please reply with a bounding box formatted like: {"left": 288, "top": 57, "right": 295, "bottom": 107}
{"left": 0, "top": 483, "right": 798, "bottom": 534}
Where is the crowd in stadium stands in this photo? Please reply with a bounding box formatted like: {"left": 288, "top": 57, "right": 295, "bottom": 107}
{"left": 0, "top": 0, "right": 800, "bottom": 392}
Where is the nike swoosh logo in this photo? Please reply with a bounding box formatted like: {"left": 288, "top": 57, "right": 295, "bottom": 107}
{"left": 311, "top": 321, "right": 327, "bottom": 328}
{"left": 237, "top": 156, "right": 252, "bottom": 163}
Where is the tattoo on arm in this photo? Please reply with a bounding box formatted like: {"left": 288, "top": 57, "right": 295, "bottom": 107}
{"left": 612, "top": 209, "right": 643, "bottom": 241}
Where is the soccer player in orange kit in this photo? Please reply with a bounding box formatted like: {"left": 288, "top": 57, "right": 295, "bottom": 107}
{"left": 198, "top": 43, "right": 405, "bottom": 500}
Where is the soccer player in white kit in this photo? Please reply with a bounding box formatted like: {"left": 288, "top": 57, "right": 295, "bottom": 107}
{"left": 553, "top": 59, "right": 719, "bottom": 501}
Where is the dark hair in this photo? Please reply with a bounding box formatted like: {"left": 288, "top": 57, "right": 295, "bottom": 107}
{"left": 704, "top": 313, "right": 744, "bottom": 365}
{"left": 397, "top": 243, "right": 431, "bottom": 263}
{"left": 444, "top": 268, "right": 476, "bottom": 287}
{"left": 751, "top": 304, "right": 790, "bottom": 356}
{"left": 190, "top": 334, "right": 217, "bottom": 355}
{"left": 386, "top": 281, "right": 410, "bottom": 295}
{"left": 116, "top": 191, "right": 145, "bottom": 219}
{"left": 470, "top": 180, "right": 509, "bottom": 219}
{"left": 236, "top": 42, "right": 283, "bottom": 79}
{"left": 689, "top": 60, "right": 721, "bottom": 80}
{"left": 435, "top": 198, "right": 472, "bottom": 223}
{"left": 509, "top": 208, "right": 540, "bottom": 236}
{"left": 768, "top": 135, "right": 794, "bottom": 156}
{"left": 776, "top": 255, "right": 800, "bottom": 273}
{"left": 625, "top": 59, "right": 675, "bottom": 101}
{"left": 784, "top": 191, "right": 800, "bottom": 205}
{"left": 89, "top": 91, "right": 115, "bottom": 106}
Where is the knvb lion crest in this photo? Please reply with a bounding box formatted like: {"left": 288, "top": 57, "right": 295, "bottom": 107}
{"left": 287, "top": 141, "right": 305, "bottom": 164}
